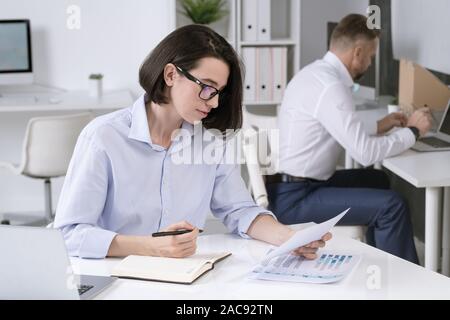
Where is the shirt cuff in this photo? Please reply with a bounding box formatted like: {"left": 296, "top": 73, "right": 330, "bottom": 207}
{"left": 395, "top": 127, "right": 417, "bottom": 148}
{"left": 238, "top": 209, "right": 277, "bottom": 239}
{"left": 78, "top": 227, "right": 117, "bottom": 259}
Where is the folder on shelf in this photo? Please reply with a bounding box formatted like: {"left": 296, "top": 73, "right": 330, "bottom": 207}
{"left": 242, "top": 47, "right": 257, "bottom": 102}
{"left": 111, "top": 252, "right": 232, "bottom": 285}
{"left": 272, "top": 47, "right": 288, "bottom": 102}
{"left": 257, "top": 0, "right": 271, "bottom": 41}
{"left": 242, "top": 0, "right": 259, "bottom": 41}
{"left": 256, "top": 47, "right": 273, "bottom": 102}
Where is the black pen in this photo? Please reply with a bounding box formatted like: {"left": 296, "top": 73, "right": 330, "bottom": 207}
{"left": 151, "top": 229, "right": 204, "bottom": 237}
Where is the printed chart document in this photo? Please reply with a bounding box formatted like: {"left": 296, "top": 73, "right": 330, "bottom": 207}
{"left": 250, "top": 251, "right": 361, "bottom": 284}
{"left": 249, "top": 208, "right": 359, "bottom": 284}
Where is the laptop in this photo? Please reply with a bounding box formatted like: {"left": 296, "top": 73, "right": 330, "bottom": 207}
{"left": 0, "top": 225, "right": 116, "bottom": 300}
{"left": 412, "top": 99, "right": 450, "bottom": 152}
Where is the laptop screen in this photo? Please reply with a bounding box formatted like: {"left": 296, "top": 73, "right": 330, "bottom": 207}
{"left": 439, "top": 101, "right": 450, "bottom": 136}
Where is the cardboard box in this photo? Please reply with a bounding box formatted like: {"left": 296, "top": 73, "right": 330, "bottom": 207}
{"left": 399, "top": 59, "right": 450, "bottom": 113}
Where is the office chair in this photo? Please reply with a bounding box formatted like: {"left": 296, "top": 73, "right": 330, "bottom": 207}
{"left": 242, "top": 127, "right": 366, "bottom": 242}
{"left": 0, "top": 112, "right": 93, "bottom": 226}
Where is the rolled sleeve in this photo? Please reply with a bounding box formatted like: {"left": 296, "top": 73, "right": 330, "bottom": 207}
{"left": 61, "top": 224, "right": 117, "bottom": 259}
{"left": 236, "top": 207, "right": 276, "bottom": 239}
{"left": 210, "top": 162, "right": 276, "bottom": 238}
{"left": 54, "top": 130, "right": 113, "bottom": 258}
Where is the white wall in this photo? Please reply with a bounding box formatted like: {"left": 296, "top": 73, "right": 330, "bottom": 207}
{"left": 0, "top": 0, "right": 175, "bottom": 96}
{"left": 0, "top": 0, "right": 175, "bottom": 214}
{"left": 392, "top": 0, "right": 450, "bottom": 75}
{"left": 300, "top": 0, "right": 368, "bottom": 67}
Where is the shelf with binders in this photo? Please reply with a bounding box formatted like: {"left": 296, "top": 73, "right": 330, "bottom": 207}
{"left": 238, "top": 0, "right": 299, "bottom": 44}
{"left": 237, "top": 0, "right": 300, "bottom": 108}
{"left": 241, "top": 45, "right": 296, "bottom": 107}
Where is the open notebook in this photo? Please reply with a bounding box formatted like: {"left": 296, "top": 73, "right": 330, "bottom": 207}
{"left": 111, "top": 252, "right": 231, "bottom": 285}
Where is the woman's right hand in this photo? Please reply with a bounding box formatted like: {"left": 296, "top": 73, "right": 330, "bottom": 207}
{"left": 146, "top": 221, "right": 199, "bottom": 258}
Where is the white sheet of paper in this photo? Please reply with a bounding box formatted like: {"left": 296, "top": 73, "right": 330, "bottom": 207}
{"left": 264, "top": 208, "right": 350, "bottom": 261}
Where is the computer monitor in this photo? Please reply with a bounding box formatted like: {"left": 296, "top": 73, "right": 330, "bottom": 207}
{"left": 327, "top": 21, "right": 378, "bottom": 100}
{"left": 0, "top": 19, "right": 33, "bottom": 85}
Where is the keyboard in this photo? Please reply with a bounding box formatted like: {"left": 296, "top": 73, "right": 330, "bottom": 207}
{"left": 419, "top": 137, "right": 450, "bottom": 148}
{"left": 78, "top": 284, "right": 94, "bottom": 295}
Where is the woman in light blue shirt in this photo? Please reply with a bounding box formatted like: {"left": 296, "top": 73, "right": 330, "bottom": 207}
{"left": 54, "top": 25, "right": 331, "bottom": 259}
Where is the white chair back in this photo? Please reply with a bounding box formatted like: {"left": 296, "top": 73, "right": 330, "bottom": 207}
{"left": 242, "top": 127, "right": 270, "bottom": 208}
{"left": 20, "top": 113, "right": 93, "bottom": 178}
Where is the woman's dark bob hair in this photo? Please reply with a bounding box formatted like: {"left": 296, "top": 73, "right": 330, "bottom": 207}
{"left": 139, "top": 24, "right": 243, "bottom": 132}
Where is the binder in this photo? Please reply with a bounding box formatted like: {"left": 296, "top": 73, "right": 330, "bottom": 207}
{"left": 242, "top": 0, "right": 258, "bottom": 41}
{"left": 242, "top": 48, "right": 257, "bottom": 102}
{"left": 272, "top": 47, "right": 288, "bottom": 102}
{"left": 257, "top": 0, "right": 271, "bottom": 41}
{"left": 256, "top": 47, "right": 273, "bottom": 102}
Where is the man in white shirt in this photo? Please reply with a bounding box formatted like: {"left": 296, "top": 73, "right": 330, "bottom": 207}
{"left": 267, "top": 14, "right": 431, "bottom": 264}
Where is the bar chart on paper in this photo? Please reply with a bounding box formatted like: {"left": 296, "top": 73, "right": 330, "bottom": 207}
{"left": 249, "top": 251, "right": 361, "bottom": 284}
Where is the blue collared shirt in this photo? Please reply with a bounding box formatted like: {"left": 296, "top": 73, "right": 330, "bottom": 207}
{"left": 54, "top": 94, "right": 273, "bottom": 258}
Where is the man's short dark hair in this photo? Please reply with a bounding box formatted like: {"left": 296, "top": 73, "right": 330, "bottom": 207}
{"left": 330, "top": 14, "right": 381, "bottom": 48}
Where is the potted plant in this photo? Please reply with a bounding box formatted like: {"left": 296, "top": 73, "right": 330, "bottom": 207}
{"left": 179, "top": 0, "right": 228, "bottom": 25}
{"left": 387, "top": 95, "right": 400, "bottom": 114}
{"left": 89, "top": 73, "right": 103, "bottom": 98}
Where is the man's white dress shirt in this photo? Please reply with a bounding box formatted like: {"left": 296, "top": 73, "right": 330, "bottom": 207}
{"left": 279, "top": 51, "right": 415, "bottom": 180}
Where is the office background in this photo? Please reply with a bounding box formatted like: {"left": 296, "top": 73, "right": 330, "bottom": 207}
{"left": 1, "top": 0, "right": 450, "bottom": 251}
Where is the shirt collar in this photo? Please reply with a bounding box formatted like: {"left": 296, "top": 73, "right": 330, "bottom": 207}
{"left": 128, "top": 94, "right": 195, "bottom": 147}
{"left": 323, "top": 51, "right": 354, "bottom": 88}
{"left": 128, "top": 94, "right": 152, "bottom": 144}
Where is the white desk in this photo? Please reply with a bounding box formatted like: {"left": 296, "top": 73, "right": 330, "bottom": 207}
{"left": 0, "top": 89, "right": 133, "bottom": 112}
{"left": 383, "top": 151, "right": 450, "bottom": 274}
{"left": 71, "top": 233, "right": 450, "bottom": 300}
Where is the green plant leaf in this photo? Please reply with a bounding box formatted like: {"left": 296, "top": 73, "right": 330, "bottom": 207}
{"left": 89, "top": 73, "right": 103, "bottom": 80}
{"left": 180, "top": 0, "right": 228, "bottom": 25}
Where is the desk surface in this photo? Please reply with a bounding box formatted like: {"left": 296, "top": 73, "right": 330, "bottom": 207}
{"left": 383, "top": 150, "right": 450, "bottom": 188}
{"left": 71, "top": 233, "right": 450, "bottom": 300}
{"left": 0, "top": 89, "right": 133, "bottom": 112}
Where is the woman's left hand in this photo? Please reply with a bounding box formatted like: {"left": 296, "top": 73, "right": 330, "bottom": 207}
{"left": 291, "top": 232, "right": 333, "bottom": 260}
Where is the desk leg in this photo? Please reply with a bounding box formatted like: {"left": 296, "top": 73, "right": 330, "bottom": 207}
{"left": 442, "top": 187, "right": 450, "bottom": 276}
{"left": 425, "top": 187, "right": 441, "bottom": 271}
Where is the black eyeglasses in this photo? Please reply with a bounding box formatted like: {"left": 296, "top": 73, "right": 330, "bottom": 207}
{"left": 175, "top": 65, "right": 223, "bottom": 101}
